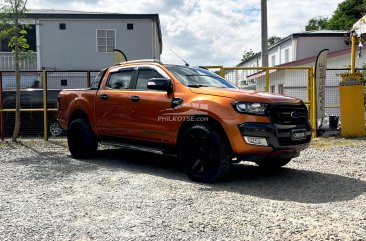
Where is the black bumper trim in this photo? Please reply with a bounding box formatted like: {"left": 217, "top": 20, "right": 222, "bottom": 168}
{"left": 238, "top": 122, "right": 312, "bottom": 150}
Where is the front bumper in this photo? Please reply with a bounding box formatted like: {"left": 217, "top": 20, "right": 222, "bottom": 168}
{"left": 239, "top": 122, "right": 312, "bottom": 151}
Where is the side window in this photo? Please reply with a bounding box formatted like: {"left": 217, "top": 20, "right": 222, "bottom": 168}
{"left": 90, "top": 69, "right": 107, "bottom": 90}
{"left": 136, "top": 69, "right": 164, "bottom": 90}
{"left": 106, "top": 70, "right": 134, "bottom": 89}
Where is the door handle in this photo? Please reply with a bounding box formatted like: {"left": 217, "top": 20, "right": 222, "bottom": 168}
{"left": 130, "top": 95, "right": 140, "bottom": 102}
{"left": 100, "top": 94, "right": 109, "bottom": 100}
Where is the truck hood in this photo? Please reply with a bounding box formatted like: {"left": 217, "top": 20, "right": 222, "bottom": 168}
{"left": 189, "top": 87, "right": 302, "bottom": 104}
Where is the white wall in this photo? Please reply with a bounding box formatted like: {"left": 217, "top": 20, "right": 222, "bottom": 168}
{"left": 37, "top": 18, "right": 160, "bottom": 70}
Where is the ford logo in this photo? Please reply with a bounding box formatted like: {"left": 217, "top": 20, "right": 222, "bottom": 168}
{"left": 291, "top": 111, "right": 300, "bottom": 118}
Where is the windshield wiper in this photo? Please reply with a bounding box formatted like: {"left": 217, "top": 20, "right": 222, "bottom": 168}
{"left": 187, "top": 84, "right": 208, "bottom": 88}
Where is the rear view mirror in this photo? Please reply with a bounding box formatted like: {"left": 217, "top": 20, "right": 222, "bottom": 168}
{"left": 147, "top": 78, "right": 173, "bottom": 93}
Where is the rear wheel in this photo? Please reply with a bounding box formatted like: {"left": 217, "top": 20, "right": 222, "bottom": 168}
{"left": 67, "top": 119, "right": 97, "bottom": 159}
{"left": 255, "top": 158, "right": 292, "bottom": 169}
{"left": 179, "top": 125, "right": 231, "bottom": 183}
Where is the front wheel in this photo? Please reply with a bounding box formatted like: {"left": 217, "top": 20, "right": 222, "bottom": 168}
{"left": 255, "top": 158, "right": 292, "bottom": 169}
{"left": 67, "top": 118, "right": 98, "bottom": 159}
{"left": 179, "top": 125, "right": 231, "bottom": 183}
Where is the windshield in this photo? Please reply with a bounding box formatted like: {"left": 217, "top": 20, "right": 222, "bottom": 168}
{"left": 165, "top": 65, "right": 237, "bottom": 89}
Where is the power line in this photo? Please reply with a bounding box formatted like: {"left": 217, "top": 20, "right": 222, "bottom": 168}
{"left": 168, "top": 0, "right": 194, "bottom": 30}
{"left": 171, "top": 0, "right": 201, "bottom": 32}
{"left": 207, "top": 4, "right": 260, "bottom": 46}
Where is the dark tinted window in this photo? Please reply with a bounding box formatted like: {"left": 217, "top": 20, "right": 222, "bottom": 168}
{"left": 136, "top": 69, "right": 164, "bottom": 90}
{"left": 90, "top": 69, "right": 107, "bottom": 90}
{"left": 61, "top": 79, "right": 67, "bottom": 86}
{"left": 1, "top": 24, "right": 36, "bottom": 52}
{"left": 106, "top": 70, "right": 135, "bottom": 89}
{"left": 59, "top": 23, "right": 66, "bottom": 30}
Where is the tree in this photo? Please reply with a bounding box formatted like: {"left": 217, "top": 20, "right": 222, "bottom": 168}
{"left": 304, "top": 0, "right": 366, "bottom": 31}
{"left": 241, "top": 49, "right": 257, "bottom": 62}
{"left": 0, "top": 0, "right": 32, "bottom": 142}
{"left": 268, "top": 36, "right": 282, "bottom": 47}
{"left": 327, "top": 0, "right": 366, "bottom": 30}
{"left": 305, "top": 18, "right": 329, "bottom": 31}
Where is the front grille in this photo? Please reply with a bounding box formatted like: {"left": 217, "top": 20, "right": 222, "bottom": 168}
{"left": 269, "top": 104, "right": 308, "bottom": 125}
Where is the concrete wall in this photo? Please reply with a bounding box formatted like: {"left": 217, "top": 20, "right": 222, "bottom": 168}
{"left": 38, "top": 18, "right": 160, "bottom": 70}
{"left": 296, "top": 37, "right": 348, "bottom": 60}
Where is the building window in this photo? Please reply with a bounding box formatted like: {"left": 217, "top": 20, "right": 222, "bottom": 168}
{"left": 284, "top": 49, "right": 290, "bottom": 63}
{"left": 96, "top": 29, "right": 116, "bottom": 53}
{"left": 271, "top": 55, "right": 276, "bottom": 66}
{"left": 271, "top": 85, "right": 275, "bottom": 93}
{"left": 278, "top": 84, "right": 284, "bottom": 94}
{"left": 59, "top": 23, "right": 66, "bottom": 30}
{"left": 1, "top": 24, "right": 36, "bottom": 52}
{"left": 127, "top": 23, "right": 134, "bottom": 30}
{"left": 61, "top": 79, "right": 68, "bottom": 86}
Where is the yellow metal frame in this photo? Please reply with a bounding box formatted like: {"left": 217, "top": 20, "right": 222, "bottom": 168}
{"left": 0, "top": 70, "right": 54, "bottom": 141}
{"left": 42, "top": 70, "right": 48, "bottom": 141}
{"left": 1, "top": 66, "right": 318, "bottom": 140}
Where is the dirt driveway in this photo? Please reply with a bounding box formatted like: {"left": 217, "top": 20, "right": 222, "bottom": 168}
{"left": 0, "top": 138, "right": 365, "bottom": 240}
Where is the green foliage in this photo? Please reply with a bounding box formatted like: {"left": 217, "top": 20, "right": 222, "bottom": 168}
{"left": 268, "top": 36, "right": 282, "bottom": 47}
{"left": 327, "top": 0, "right": 366, "bottom": 30}
{"left": 0, "top": 0, "right": 31, "bottom": 142}
{"left": 241, "top": 49, "right": 257, "bottom": 62}
{"left": 305, "top": 18, "right": 329, "bottom": 31}
{"left": 305, "top": 0, "right": 366, "bottom": 31}
{"left": 0, "top": 0, "right": 32, "bottom": 61}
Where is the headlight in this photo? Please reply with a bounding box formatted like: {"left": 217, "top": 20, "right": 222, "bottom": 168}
{"left": 233, "top": 102, "right": 268, "bottom": 115}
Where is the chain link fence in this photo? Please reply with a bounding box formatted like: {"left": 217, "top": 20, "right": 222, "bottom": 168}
{"left": 0, "top": 70, "right": 99, "bottom": 139}
{"left": 1, "top": 67, "right": 365, "bottom": 139}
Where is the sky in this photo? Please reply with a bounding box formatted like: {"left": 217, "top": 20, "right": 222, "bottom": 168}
{"left": 25, "top": 0, "right": 344, "bottom": 66}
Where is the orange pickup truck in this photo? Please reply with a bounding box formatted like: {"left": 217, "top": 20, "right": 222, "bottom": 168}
{"left": 57, "top": 59, "right": 312, "bottom": 182}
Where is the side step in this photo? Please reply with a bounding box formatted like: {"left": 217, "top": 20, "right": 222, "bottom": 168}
{"left": 100, "top": 139, "right": 177, "bottom": 156}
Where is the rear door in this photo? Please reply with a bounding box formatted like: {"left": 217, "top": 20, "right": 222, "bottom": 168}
{"left": 95, "top": 67, "right": 137, "bottom": 137}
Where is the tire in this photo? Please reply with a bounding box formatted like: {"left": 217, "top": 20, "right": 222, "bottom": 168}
{"left": 255, "top": 158, "right": 292, "bottom": 169}
{"left": 179, "top": 125, "right": 231, "bottom": 183}
{"left": 67, "top": 119, "right": 98, "bottom": 159}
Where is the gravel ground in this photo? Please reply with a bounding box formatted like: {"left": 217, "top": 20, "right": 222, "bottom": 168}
{"left": 0, "top": 137, "right": 366, "bottom": 241}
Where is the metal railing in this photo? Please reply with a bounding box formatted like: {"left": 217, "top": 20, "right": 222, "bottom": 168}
{"left": 1, "top": 67, "right": 364, "bottom": 140}
{"left": 0, "top": 70, "right": 99, "bottom": 140}
{"left": 0, "top": 52, "right": 37, "bottom": 71}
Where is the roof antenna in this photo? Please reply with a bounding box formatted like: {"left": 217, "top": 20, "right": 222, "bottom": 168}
{"left": 169, "top": 49, "right": 189, "bottom": 66}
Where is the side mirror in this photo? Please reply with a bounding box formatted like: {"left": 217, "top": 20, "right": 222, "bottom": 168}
{"left": 147, "top": 78, "right": 173, "bottom": 93}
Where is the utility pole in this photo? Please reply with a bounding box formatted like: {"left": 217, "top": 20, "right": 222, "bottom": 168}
{"left": 261, "top": 0, "right": 268, "bottom": 67}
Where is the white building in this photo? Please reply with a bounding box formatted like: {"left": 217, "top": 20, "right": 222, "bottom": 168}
{"left": 239, "top": 31, "right": 348, "bottom": 68}
{"left": 0, "top": 9, "right": 163, "bottom": 71}
{"left": 228, "top": 31, "right": 348, "bottom": 88}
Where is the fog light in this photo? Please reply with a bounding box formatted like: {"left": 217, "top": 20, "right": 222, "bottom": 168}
{"left": 244, "top": 136, "right": 268, "bottom": 146}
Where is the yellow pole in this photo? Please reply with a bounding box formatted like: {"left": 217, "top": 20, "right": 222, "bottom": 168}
{"left": 219, "top": 66, "right": 225, "bottom": 78}
{"left": 311, "top": 67, "right": 317, "bottom": 138}
{"left": 351, "top": 34, "right": 356, "bottom": 74}
{"left": 265, "top": 68, "right": 269, "bottom": 92}
{"left": 42, "top": 69, "right": 48, "bottom": 141}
